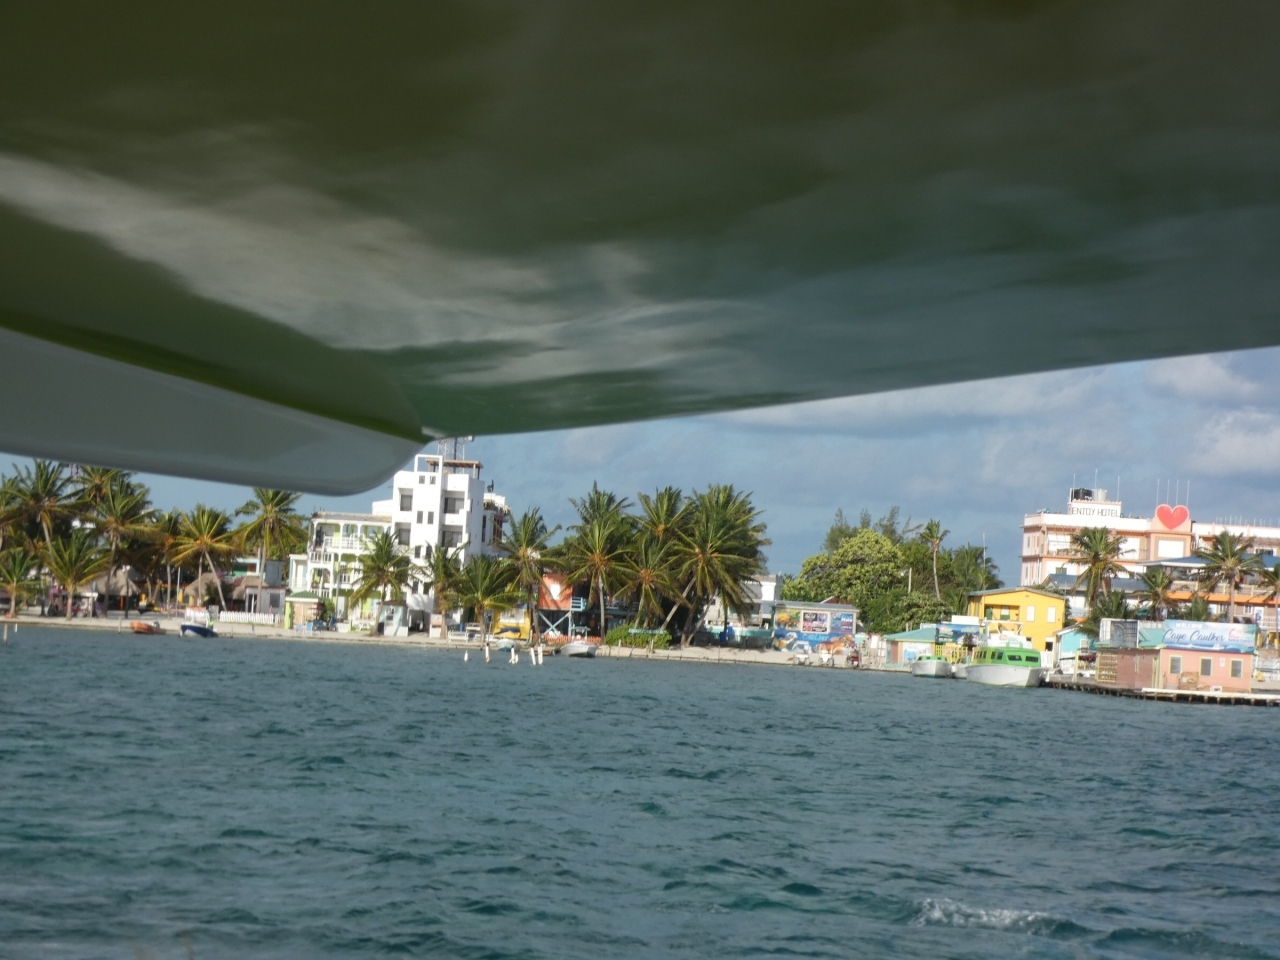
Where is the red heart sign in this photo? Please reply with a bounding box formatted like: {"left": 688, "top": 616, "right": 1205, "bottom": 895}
{"left": 1155, "top": 504, "right": 1189, "bottom": 528}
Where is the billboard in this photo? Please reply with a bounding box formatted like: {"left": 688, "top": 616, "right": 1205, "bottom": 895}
{"left": 773, "top": 603, "right": 856, "bottom": 644}
{"left": 1153, "top": 620, "right": 1257, "bottom": 653}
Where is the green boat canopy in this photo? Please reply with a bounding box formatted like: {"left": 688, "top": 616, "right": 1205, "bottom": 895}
{"left": 2, "top": 2, "right": 1278, "bottom": 490}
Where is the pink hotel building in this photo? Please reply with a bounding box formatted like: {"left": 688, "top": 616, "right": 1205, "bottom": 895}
{"left": 1019, "top": 487, "right": 1280, "bottom": 587}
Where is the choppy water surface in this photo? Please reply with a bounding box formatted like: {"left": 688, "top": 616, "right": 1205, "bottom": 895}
{"left": 2, "top": 629, "right": 1277, "bottom": 959}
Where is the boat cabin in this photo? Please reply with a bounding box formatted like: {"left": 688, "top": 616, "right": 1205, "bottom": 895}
{"left": 972, "top": 647, "right": 1042, "bottom": 668}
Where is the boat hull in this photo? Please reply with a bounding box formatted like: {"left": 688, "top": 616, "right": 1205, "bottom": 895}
{"left": 965, "top": 664, "right": 1044, "bottom": 687}
{"left": 910, "top": 659, "right": 951, "bottom": 678}
{"left": 130, "top": 621, "right": 165, "bottom": 635}
{"left": 951, "top": 662, "right": 968, "bottom": 680}
{"left": 561, "top": 640, "right": 598, "bottom": 658}
{"left": 179, "top": 624, "right": 217, "bottom": 638}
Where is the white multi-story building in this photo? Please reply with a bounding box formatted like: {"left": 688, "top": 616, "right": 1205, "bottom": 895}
{"left": 288, "top": 452, "right": 508, "bottom": 614}
{"left": 1020, "top": 487, "right": 1280, "bottom": 586}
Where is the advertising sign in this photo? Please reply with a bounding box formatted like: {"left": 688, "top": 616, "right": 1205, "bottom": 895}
{"left": 1155, "top": 620, "right": 1257, "bottom": 653}
{"left": 773, "top": 603, "right": 857, "bottom": 645}
{"left": 801, "top": 610, "right": 830, "bottom": 635}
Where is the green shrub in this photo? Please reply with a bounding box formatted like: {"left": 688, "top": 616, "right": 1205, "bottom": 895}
{"left": 604, "top": 624, "right": 670, "bottom": 649}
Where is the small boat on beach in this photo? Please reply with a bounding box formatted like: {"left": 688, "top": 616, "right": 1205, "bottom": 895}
{"left": 179, "top": 623, "right": 217, "bottom": 638}
{"left": 131, "top": 621, "right": 165, "bottom": 635}
{"left": 910, "top": 655, "right": 952, "bottom": 678}
{"left": 560, "top": 639, "right": 598, "bottom": 658}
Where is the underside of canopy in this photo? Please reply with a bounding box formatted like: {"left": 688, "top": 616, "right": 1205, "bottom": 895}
{"left": 1, "top": 1, "right": 1277, "bottom": 491}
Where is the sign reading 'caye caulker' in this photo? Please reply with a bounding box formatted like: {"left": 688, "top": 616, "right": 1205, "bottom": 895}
{"left": 1155, "top": 620, "right": 1257, "bottom": 653}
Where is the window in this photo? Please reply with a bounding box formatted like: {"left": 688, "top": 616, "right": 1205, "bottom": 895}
{"left": 1026, "top": 605, "right": 1036, "bottom": 622}
{"left": 416, "top": 511, "right": 423, "bottom": 523}
{"left": 414, "top": 545, "right": 421, "bottom": 559}
{"left": 397, "top": 526, "right": 410, "bottom": 546}
{"left": 1231, "top": 659, "right": 1243, "bottom": 679}
{"left": 1200, "top": 658, "right": 1212, "bottom": 677}
{"left": 1000, "top": 606, "right": 1011, "bottom": 621}
{"left": 1169, "top": 656, "right": 1182, "bottom": 675}
{"left": 1047, "top": 607, "right": 1057, "bottom": 623}
{"left": 428, "top": 511, "right": 435, "bottom": 524}
{"left": 429, "top": 475, "right": 436, "bottom": 485}
{"left": 399, "top": 493, "right": 412, "bottom": 511}
{"left": 984, "top": 606, "right": 994, "bottom": 619}
{"left": 418, "top": 475, "right": 424, "bottom": 484}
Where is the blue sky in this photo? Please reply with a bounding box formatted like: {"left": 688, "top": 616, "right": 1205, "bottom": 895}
{"left": 10, "top": 346, "right": 1280, "bottom": 584}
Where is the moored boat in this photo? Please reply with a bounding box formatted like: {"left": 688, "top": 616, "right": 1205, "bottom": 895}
{"left": 179, "top": 623, "right": 217, "bottom": 638}
{"left": 561, "top": 639, "right": 598, "bottom": 658}
{"left": 965, "top": 643, "right": 1044, "bottom": 687}
{"left": 910, "top": 655, "right": 952, "bottom": 678}
{"left": 131, "top": 620, "right": 165, "bottom": 635}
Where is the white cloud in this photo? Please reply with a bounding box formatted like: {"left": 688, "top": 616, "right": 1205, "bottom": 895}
{"left": 1143, "top": 353, "right": 1264, "bottom": 403}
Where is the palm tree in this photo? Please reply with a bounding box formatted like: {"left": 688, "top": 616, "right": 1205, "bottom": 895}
{"left": 1196, "top": 531, "right": 1263, "bottom": 623}
{"left": 235, "top": 489, "right": 306, "bottom": 613}
{"left": 570, "top": 482, "right": 632, "bottom": 529}
{"left": 617, "top": 536, "right": 681, "bottom": 628}
{"left": 952, "top": 545, "right": 1002, "bottom": 593}
{"left": 920, "top": 520, "right": 949, "bottom": 599}
{"left": 559, "top": 516, "right": 631, "bottom": 639}
{"left": 1258, "top": 565, "right": 1280, "bottom": 645}
{"left": 636, "top": 487, "right": 687, "bottom": 544}
{"left": 93, "top": 482, "right": 154, "bottom": 611}
{"left": 454, "top": 555, "right": 525, "bottom": 645}
{"left": 148, "top": 510, "right": 184, "bottom": 608}
{"left": 667, "top": 485, "right": 769, "bottom": 646}
{"left": 171, "top": 505, "right": 239, "bottom": 610}
{"left": 422, "top": 544, "right": 463, "bottom": 637}
{"left": 1077, "top": 590, "right": 1132, "bottom": 638}
{"left": 1183, "top": 592, "right": 1217, "bottom": 622}
{"left": 498, "top": 507, "right": 560, "bottom": 645}
{"left": 348, "top": 530, "right": 422, "bottom": 608}
{"left": 0, "top": 546, "right": 39, "bottom": 617}
{"left": 1137, "top": 565, "right": 1179, "bottom": 621}
{"left": 73, "top": 466, "right": 126, "bottom": 513}
{"left": 43, "top": 531, "right": 110, "bottom": 619}
{"left": 4, "top": 460, "right": 77, "bottom": 547}
{"left": 1068, "top": 527, "right": 1127, "bottom": 606}
{"left": 0, "top": 474, "right": 19, "bottom": 551}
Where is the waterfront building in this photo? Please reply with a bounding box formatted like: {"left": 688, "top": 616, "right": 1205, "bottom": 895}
{"left": 1094, "top": 620, "right": 1257, "bottom": 693}
{"left": 965, "top": 586, "right": 1067, "bottom": 655}
{"left": 287, "top": 451, "right": 508, "bottom": 620}
{"left": 1020, "top": 487, "right": 1280, "bottom": 586}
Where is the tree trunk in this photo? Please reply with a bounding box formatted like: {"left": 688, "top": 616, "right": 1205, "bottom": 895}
{"left": 529, "top": 583, "right": 540, "bottom": 645}
{"left": 1228, "top": 580, "right": 1237, "bottom": 623}
{"left": 598, "top": 573, "right": 606, "bottom": 642}
{"left": 660, "top": 579, "right": 694, "bottom": 633}
{"left": 208, "top": 551, "right": 228, "bottom": 610}
{"left": 932, "top": 549, "right": 940, "bottom": 599}
{"left": 64, "top": 579, "right": 73, "bottom": 619}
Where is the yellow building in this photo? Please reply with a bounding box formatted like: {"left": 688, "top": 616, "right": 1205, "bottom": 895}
{"left": 966, "top": 587, "right": 1067, "bottom": 654}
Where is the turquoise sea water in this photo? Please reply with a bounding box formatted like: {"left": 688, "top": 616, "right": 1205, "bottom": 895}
{"left": 1, "top": 628, "right": 1278, "bottom": 959}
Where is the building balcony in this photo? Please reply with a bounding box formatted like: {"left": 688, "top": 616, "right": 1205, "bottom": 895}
{"left": 442, "top": 511, "right": 466, "bottom": 527}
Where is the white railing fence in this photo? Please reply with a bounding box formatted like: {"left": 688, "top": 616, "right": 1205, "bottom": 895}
{"left": 217, "top": 611, "right": 281, "bottom": 626}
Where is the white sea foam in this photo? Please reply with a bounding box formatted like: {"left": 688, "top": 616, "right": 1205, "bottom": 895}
{"left": 913, "top": 898, "right": 1050, "bottom": 930}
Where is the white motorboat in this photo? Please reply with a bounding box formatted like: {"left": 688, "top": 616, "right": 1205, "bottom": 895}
{"left": 965, "top": 636, "right": 1044, "bottom": 687}
{"left": 910, "top": 656, "right": 952, "bottom": 678}
{"left": 560, "top": 639, "right": 598, "bottom": 658}
{"left": 950, "top": 662, "right": 968, "bottom": 680}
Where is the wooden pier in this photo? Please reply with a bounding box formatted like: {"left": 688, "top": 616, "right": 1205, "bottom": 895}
{"left": 1046, "top": 675, "right": 1280, "bottom": 707}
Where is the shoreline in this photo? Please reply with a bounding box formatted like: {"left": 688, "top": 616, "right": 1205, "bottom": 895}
{"left": 0, "top": 615, "right": 861, "bottom": 668}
